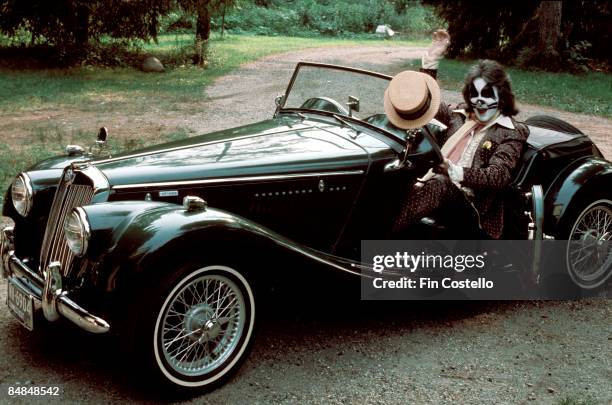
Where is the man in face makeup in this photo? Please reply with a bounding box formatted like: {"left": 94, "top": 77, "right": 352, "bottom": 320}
{"left": 391, "top": 30, "right": 529, "bottom": 239}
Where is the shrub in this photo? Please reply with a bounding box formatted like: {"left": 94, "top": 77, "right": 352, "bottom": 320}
{"left": 217, "top": 0, "right": 440, "bottom": 38}
{"left": 161, "top": 11, "right": 195, "bottom": 33}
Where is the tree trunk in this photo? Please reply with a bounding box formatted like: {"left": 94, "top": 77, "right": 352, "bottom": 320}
{"left": 536, "top": 1, "right": 562, "bottom": 54}
{"left": 74, "top": 5, "right": 90, "bottom": 50}
{"left": 194, "top": 4, "right": 211, "bottom": 66}
{"left": 61, "top": 3, "right": 89, "bottom": 62}
{"left": 221, "top": 3, "right": 226, "bottom": 38}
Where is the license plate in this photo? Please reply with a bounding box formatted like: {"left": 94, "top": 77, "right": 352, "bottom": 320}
{"left": 6, "top": 279, "right": 34, "bottom": 331}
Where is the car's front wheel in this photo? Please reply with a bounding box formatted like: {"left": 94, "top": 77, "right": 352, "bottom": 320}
{"left": 131, "top": 264, "right": 256, "bottom": 393}
{"left": 566, "top": 199, "right": 612, "bottom": 289}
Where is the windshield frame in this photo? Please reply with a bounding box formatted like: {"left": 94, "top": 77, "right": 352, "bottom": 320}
{"left": 281, "top": 62, "right": 393, "bottom": 102}
{"left": 278, "top": 62, "right": 407, "bottom": 144}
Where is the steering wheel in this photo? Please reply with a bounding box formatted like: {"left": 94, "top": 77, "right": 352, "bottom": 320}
{"left": 300, "top": 97, "right": 349, "bottom": 116}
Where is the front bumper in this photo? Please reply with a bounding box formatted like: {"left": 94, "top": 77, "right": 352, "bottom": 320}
{"left": 1, "top": 226, "right": 110, "bottom": 334}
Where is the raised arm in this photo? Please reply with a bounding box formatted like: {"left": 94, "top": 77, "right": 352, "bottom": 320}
{"left": 418, "top": 29, "right": 461, "bottom": 140}
{"left": 421, "top": 29, "right": 450, "bottom": 80}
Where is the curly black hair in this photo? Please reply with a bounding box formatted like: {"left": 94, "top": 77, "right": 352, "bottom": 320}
{"left": 461, "top": 59, "right": 518, "bottom": 116}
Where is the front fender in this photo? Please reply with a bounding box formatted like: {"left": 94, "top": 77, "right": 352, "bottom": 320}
{"left": 81, "top": 201, "right": 360, "bottom": 296}
{"left": 2, "top": 169, "right": 63, "bottom": 218}
{"left": 544, "top": 157, "right": 612, "bottom": 236}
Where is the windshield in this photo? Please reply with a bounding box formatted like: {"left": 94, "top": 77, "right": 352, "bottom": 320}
{"left": 281, "top": 63, "right": 400, "bottom": 136}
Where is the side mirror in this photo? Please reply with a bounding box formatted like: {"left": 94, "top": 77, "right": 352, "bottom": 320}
{"left": 96, "top": 127, "right": 108, "bottom": 152}
{"left": 347, "top": 96, "right": 359, "bottom": 117}
{"left": 91, "top": 127, "right": 108, "bottom": 155}
{"left": 97, "top": 127, "right": 108, "bottom": 144}
{"left": 274, "top": 94, "right": 285, "bottom": 107}
{"left": 274, "top": 94, "right": 285, "bottom": 117}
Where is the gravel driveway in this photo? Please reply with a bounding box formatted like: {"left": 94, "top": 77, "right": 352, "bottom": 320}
{"left": 1, "top": 45, "right": 611, "bottom": 404}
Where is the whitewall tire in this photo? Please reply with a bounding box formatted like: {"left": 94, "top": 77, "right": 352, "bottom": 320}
{"left": 151, "top": 265, "right": 255, "bottom": 389}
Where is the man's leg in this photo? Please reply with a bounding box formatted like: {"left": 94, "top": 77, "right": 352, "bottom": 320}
{"left": 393, "top": 174, "right": 463, "bottom": 233}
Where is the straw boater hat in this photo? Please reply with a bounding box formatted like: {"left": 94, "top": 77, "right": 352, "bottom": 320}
{"left": 383, "top": 70, "right": 441, "bottom": 129}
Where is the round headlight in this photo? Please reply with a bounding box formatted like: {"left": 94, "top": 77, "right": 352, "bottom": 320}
{"left": 64, "top": 208, "right": 90, "bottom": 257}
{"left": 11, "top": 173, "right": 33, "bottom": 217}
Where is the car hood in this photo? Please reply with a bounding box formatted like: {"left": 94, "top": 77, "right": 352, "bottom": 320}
{"left": 94, "top": 117, "right": 369, "bottom": 187}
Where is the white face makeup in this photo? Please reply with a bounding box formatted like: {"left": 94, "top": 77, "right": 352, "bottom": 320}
{"left": 469, "top": 77, "right": 499, "bottom": 123}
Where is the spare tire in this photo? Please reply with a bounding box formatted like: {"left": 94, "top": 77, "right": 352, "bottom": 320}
{"left": 525, "top": 115, "right": 583, "bottom": 135}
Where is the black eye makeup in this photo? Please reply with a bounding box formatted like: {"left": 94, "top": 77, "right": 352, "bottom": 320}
{"left": 481, "top": 84, "right": 494, "bottom": 98}
{"left": 469, "top": 84, "right": 478, "bottom": 98}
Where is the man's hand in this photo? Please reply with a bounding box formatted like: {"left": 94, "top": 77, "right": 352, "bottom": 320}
{"left": 446, "top": 158, "right": 464, "bottom": 186}
{"left": 433, "top": 159, "right": 449, "bottom": 175}
{"left": 422, "top": 29, "right": 450, "bottom": 70}
{"left": 433, "top": 158, "right": 464, "bottom": 187}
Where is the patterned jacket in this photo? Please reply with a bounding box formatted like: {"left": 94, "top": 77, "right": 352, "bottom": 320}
{"left": 434, "top": 102, "right": 529, "bottom": 239}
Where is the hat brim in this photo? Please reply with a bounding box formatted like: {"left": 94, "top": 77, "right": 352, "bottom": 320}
{"left": 384, "top": 73, "right": 441, "bottom": 130}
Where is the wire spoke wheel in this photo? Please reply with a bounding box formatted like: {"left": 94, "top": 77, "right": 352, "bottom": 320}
{"left": 153, "top": 266, "right": 255, "bottom": 388}
{"left": 567, "top": 200, "right": 612, "bottom": 289}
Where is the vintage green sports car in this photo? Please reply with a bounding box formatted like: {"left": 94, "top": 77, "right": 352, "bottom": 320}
{"left": 1, "top": 62, "right": 611, "bottom": 392}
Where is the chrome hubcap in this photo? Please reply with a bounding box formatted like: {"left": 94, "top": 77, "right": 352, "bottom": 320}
{"left": 184, "top": 304, "right": 223, "bottom": 342}
{"left": 160, "top": 274, "right": 246, "bottom": 376}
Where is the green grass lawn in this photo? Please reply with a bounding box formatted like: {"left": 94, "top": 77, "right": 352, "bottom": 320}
{"left": 2, "top": 33, "right": 608, "bottom": 116}
{"left": 0, "top": 34, "right": 425, "bottom": 114}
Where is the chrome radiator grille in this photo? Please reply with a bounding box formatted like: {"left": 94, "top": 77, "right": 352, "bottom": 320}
{"left": 40, "top": 180, "right": 94, "bottom": 276}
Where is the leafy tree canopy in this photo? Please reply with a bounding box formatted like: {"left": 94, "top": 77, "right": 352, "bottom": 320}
{"left": 0, "top": 0, "right": 173, "bottom": 58}
{"left": 425, "top": 0, "right": 610, "bottom": 71}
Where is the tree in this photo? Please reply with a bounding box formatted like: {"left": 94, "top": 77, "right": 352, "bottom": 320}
{"left": 512, "top": 1, "right": 563, "bottom": 69}
{"left": 0, "top": 0, "right": 173, "bottom": 61}
{"left": 176, "top": 0, "right": 236, "bottom": 66}
{"left": 562, "top": 0, "right": 610, "bottom": 68}
{"left": 425, "top": 2, "right": 537, "bottom": 61}
{"left": 536, "top": 1, "right": 562, "bottom": 54}
{"left": 425, "top": 0, "right": 609, "bottom": 71}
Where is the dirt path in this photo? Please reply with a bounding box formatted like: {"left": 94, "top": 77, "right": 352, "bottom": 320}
{"left": 1, "top": 45, "right": 611, "bottom": 404}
